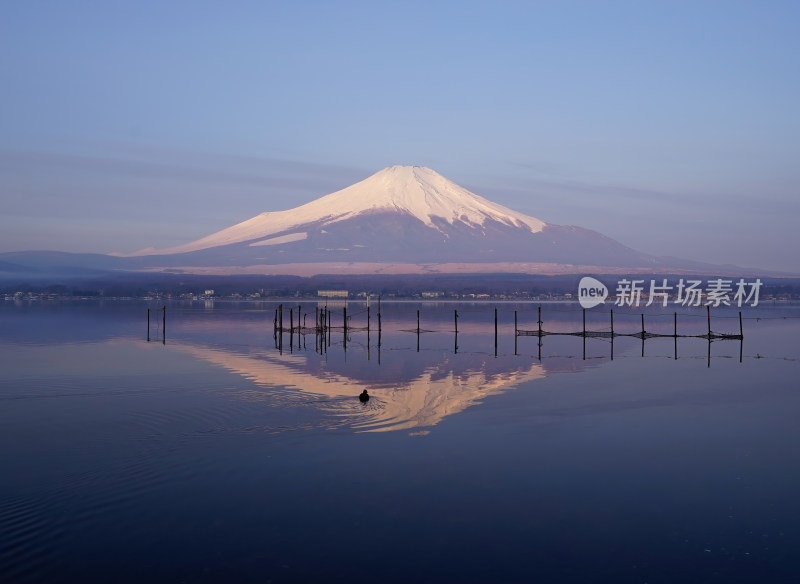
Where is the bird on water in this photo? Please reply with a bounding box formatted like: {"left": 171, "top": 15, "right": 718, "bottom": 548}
{"left": 359, "top": 390, "right": 369, "bottom": 402}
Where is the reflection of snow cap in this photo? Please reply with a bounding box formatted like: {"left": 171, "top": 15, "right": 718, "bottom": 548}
{"left": 578, "top": 276, "right": 608, "bottom": 309}
{"left": 169, "top": 342, "right": 546, "bottom": 433}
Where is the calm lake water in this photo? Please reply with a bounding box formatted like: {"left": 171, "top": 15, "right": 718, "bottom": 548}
{"left": 2, "top": 299, "right": 799, "bottom": 583}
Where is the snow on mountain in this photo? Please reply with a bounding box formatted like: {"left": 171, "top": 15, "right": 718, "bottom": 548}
{"left": 130, "top": 165, "right": 546, "bottom": 256}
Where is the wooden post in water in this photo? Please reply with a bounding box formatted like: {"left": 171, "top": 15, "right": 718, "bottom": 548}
{"left": 739, "top": 311, "right": 743, "bottom": 338}
{"left": 162, "top": 307, "right": 166, "bottom": 343}
{"left": 582, "top": 308, "right": 586, "bottom": 336}
{"left": 537, "top": 306, "right": 542, "bottom": 337}
{"left": 278, "top": 304, "right": 283, "bottom": 353}
{"left": 494, "top": 307, "right": 498, "bottom": 357}
{"left": 674, "top": 310, "right": 678, "bottom": 360}
{"left": 610, "top": 309, "right": 614, "bottom": 336}
{"left": 147, "top": 308, "right": 150, "bottom": 341}
{"left": 707, "top": 305, "right": 711, "bottom": 338}
{"left": 514, "top": 310, "right": 518, "bottom": 356}
{"left": 367, "top": 296, "right": 371, "bottom": 333}
{"left": 640, "top": 314, "right": 645, "bottom": 356}
{"left": 454, "top": 310, "right": 458, "bottom": 355}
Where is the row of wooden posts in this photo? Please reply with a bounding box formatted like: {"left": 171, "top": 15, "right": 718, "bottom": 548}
{"left": 272, "top": 302, "right": 744, "bottom": 362}
{"left": 515, "top": 305, "right": 744, "bottom": 340}
{"left": 145, "top": 303, "right": 742, "bottom": 365}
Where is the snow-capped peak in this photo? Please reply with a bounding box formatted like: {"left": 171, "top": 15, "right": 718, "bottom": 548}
{"left": 128, "top": 165, "right": 547, "bottom": 255}
{"left": 315, "top": 165, "right": 546, "bottom": 232}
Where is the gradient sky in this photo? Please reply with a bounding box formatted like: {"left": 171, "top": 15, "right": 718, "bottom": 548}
{"left": 1, "top": 1, "right": 798, "bottom": 272}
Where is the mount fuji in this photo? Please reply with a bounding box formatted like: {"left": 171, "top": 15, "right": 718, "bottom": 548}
{"left": 112, "top": 164, "right": 700, "bottom": 276}
{"left": 2, "top": 165, "right": 745, "bottom": 279}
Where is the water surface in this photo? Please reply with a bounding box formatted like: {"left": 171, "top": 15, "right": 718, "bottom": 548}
{"left": 1, "top": 300, "right": 799, "bottom": 583}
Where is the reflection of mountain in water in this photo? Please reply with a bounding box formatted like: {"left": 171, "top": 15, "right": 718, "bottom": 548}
{"left": 170, "top": 342, "right": 546, "bottom": 433}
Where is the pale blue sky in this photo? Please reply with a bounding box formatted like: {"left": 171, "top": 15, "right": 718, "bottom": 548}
{"left": 1, "top": 1, "right": 798, "bottom": 272}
